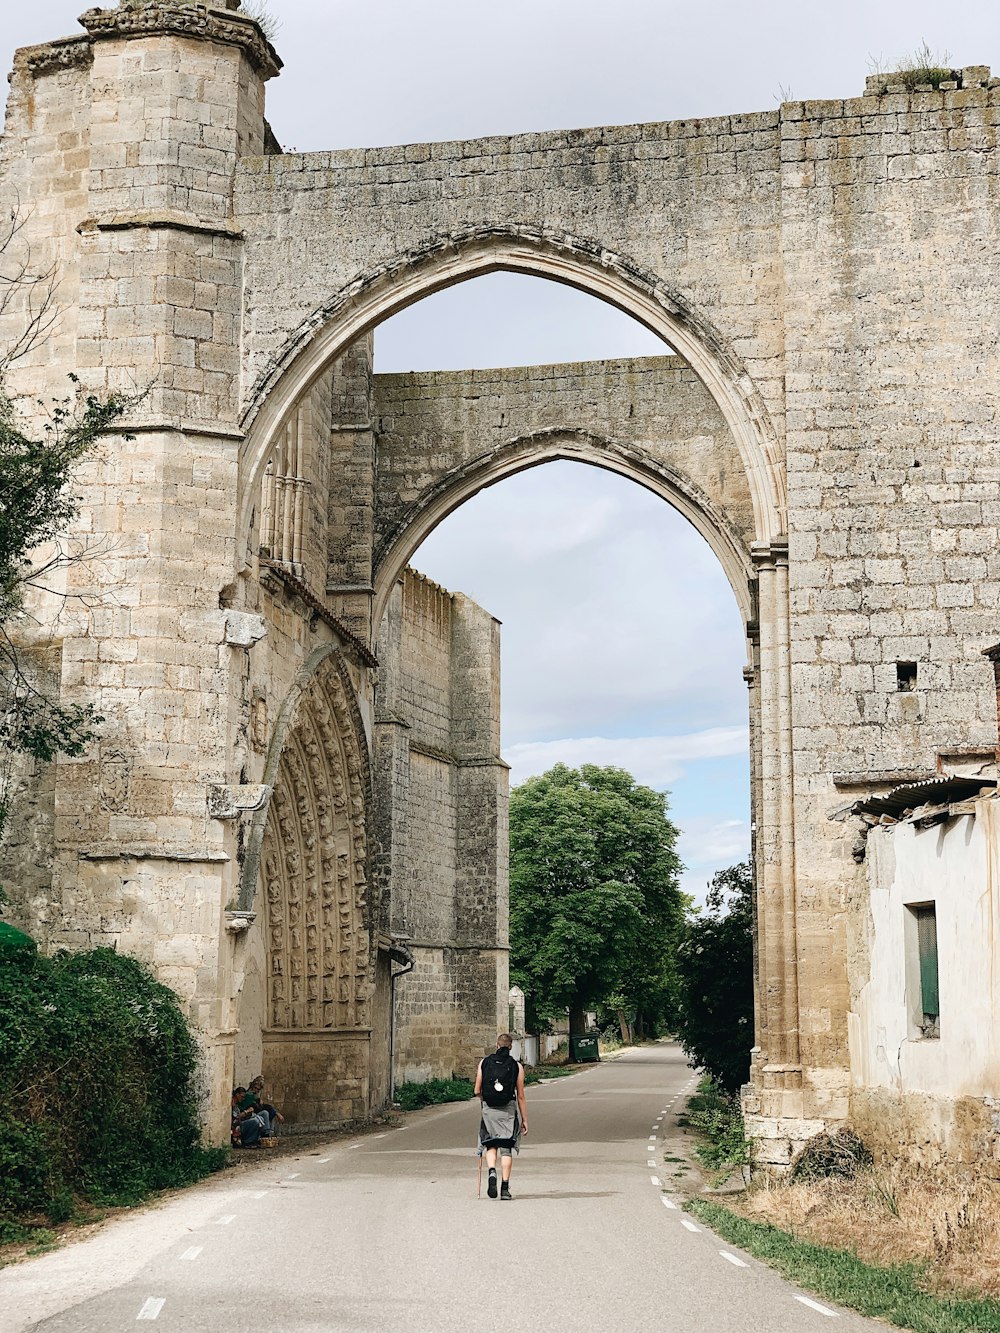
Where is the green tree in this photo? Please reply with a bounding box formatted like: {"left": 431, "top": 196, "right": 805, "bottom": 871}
{"left": 0, "top": 207, "right": 135, "bottom": 842}
{"left": 675, "top": 860, "right": 754, "bottom": 1093}
{"left": 509, "top": 763, "right": 685, "bottom": 1036}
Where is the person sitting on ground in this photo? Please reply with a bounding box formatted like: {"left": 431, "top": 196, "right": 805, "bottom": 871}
{"left": 231, "top": 1087, "right": 266, "bottom": 1149}
{"left": 474, "top": 1033, "right": 528, "bottom": 1200}
{"left": 239, "top": 1076, "right": 284, "bottom": 1140}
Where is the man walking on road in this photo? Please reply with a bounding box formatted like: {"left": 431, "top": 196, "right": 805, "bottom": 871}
{"left": 475, "top": 1033, "right": 528, "bottom": 1200}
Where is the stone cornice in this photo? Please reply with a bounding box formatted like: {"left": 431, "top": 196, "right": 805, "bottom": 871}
{"left": 78, "top": 4, "right": 282, "bottom": 79}
{"left": 78, "top": 209, "right": 244, "bottom": 240}
{"left": 15, "top": 36, "right": 93, "bottom": 78}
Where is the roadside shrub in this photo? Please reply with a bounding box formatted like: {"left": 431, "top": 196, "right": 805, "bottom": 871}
{"left": 0, "top": 943, "right": 225, "bottom": 1235}
{"left": 394, "top": 1077, "right": 474, "bottom": 1111}
{"left": 681, "top": 1075, "right": 752, "bottom": 1183}
{"left": 791, "top": 1128, "right": 873, "bottom": 1183}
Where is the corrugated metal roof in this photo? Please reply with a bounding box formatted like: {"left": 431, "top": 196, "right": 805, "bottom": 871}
{"left": 852, "top": 775, "right": 996, "bottom": 820}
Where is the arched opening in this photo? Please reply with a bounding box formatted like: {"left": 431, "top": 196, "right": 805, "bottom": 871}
{"left": 236, "top": 229, "right": 786, "bottom": 559}
{"left": 238, "top": 247, "right": 799, "bottom": 1125}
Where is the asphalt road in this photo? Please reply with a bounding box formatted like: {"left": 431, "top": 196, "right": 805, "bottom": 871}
{"left": 1, "top": 1044, "right": 885, "bottom": 1332}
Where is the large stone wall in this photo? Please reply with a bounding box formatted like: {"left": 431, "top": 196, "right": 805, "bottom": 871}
{"left": 2, "top": 4, "right": 999, "bottom": 1162}
{"left": 375, "top": 570, "right": 508, "bottom": 1085}
{"left": 370, "top": 357, "right": 752, "bottom": 608}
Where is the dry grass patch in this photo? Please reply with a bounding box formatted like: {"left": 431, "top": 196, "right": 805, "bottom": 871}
{"left": 732, "top": 1158, "right": 1000, "bottom": 1300}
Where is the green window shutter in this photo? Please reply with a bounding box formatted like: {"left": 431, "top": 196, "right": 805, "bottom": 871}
{"left": 916, "top": 906, "right": 939, "bottom": 1019}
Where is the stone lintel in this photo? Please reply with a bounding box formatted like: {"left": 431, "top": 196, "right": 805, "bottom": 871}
{"left": 78, "top": 210, "right": 244, "bottom": 240}
{"left": 832, "top": 768, "right": 936, "bottom": 789}
{"left": 78, "top": 3, "right": 282, "bottom": 79}
{"left": 79, "top": 846, "right": 229, "bottom": 862}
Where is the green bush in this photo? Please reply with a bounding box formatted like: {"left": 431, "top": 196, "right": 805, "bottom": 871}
{"left": 681, "top": 1075, "right": 751, "bottom": 1183}
{"left": 0, "top": 943, "right": 225, "bottom": 1237}
{"left": 394, "top": 1077, "right": 475, "bottom": 1111}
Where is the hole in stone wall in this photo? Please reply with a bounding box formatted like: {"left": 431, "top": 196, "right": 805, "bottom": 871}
{"left": 896, "top": 661, "right": 918, "bottom": 692}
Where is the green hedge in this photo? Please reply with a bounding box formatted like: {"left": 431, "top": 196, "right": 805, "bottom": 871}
{"left": 0, "top": 943, "right": 225, "bottom": 1241}
{"left": 394, "top": 1077, "right": 475, "bottom": 1110}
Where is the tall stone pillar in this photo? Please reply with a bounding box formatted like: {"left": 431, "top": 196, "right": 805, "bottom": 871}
{"left": 2, "top": 4, "right": 281, "bottom": 1139}
{"left": 743, "top": 540, "right": 820, "bottom": 1164}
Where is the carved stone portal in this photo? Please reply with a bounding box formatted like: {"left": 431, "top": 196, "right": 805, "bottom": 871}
{"left": 261, "top": 656, "right": 372, "bottom": 1037}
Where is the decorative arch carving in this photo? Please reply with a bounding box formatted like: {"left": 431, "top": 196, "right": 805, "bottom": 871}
{"left": 371, "top": 427, "right": 756, "bottom": 627}
{"left": 259, "top": 652, "right": 374, "bottom": 1032}
{"left": 237, "top": 226, "right": 786, "bottom": 560}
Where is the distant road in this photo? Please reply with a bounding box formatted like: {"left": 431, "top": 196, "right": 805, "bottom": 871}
{"left": 2, "top": 1043, "right": 882, "bottom": 1331}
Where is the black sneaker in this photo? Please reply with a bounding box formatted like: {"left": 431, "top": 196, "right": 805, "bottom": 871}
{"left": 487, "top": 1174, "right": 498, "bottom": 1199}
{"left": 500, "top": 1183, "right": 512, "bottom": 1200}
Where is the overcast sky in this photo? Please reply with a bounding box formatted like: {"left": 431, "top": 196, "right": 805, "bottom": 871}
{"left": 3, "top": 3, "right": 997, "bottom": 900}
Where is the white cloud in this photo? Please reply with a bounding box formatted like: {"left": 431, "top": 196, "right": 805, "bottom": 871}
{"left": 504, "top": 727, "right": 749, "bottom": 791}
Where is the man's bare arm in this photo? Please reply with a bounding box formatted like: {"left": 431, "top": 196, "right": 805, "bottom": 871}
{"left": 516, "top": 1065, "right": 528, "bottom": 1134}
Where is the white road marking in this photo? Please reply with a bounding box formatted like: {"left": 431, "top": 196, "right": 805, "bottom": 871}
{"left": 179, "top": 1246, "right": 202, "bottom": 1262}
{"left": 651, "top": 1124, "right": 659, "bottom": 1131}
{"left": 250, "top": 1190, "right": 268, "bottom": 1199}
{"left": 795, "top": 1296, "right": 838, "bottom": 1318}
{"left": 348, "top": 1144, "right": 360, "bottom": 1150}
{"left": 681, "top": 1218, "right": 701, "bottom": 1232}
{"left": 286, "top": 1172, "right": 300, "bottom": 1180}
{"left": 649, "top": 1175, "right": 661, "bottom": 1186}
{"left": 215, "top": 1215, "right": 236, "bottom": 1226}
{"left": 647, "top": 1159, "right": 656, "bottom": 1167}
{"left": 648, "top": 1134, "right": 657, "bottom": 1141}
{"left": 719, "top": 1251, "right": 748, "bottom": 1268}
{"left": 660, "top": 1196, "right": 678, "bottom": 1210}
{"left": 317, "top": 1157, "right": 330, "bottom": 1163}
{"left": 136, "top": 1298, "right": 165, "bottom": 1321}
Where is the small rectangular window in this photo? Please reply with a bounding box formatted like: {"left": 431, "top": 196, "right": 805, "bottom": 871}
{"left": 896, "top": 661, "right": 918, "bottom": 692}
{"left": 908, "top": 904, "right": 940, "bottom": 1038}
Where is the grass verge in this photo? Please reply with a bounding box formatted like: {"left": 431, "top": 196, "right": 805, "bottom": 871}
{"left": 686, "top": 1199, "right": 1000, "bottom": 1333}
{"left": 395, "top": 1062, "right": 587, "bottom": 1110}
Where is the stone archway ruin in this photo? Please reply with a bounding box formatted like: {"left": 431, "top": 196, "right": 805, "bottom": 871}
{"left": 3, "top": 5, "right": 999, "bottom": 1167}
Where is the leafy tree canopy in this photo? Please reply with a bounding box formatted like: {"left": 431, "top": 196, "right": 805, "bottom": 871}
{"left": 509, "top": 763, "right": 685, "bottom": 1034}
{"left": 675, "top": 860, "right": 754, "bottom": 1093}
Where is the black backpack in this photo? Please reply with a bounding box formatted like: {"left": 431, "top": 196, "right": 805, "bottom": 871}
{"left": 481, "top": 1049, "right": 519, "bottom": 1108}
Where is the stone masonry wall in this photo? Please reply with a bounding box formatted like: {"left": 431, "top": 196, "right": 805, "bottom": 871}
{"left": 370, "top": 357, "right": 752, "bottom": 606}
{"left": 4, "top": 7, "right": 999, "bottom": 1161}
{"left": 375, "top": 570, "right": 508, "bottom": 1084}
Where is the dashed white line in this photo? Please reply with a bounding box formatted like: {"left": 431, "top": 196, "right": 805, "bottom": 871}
{"left": 215, "top": 1215, "right": 236, "bottom": 1226}
{"left": 317, "top": 1157, "right": 330, "bottom": 1163}
{"left": 648, "top": 1135, "right": 657, "bottom": 1141}
{"left": 136, "top": 1297, "right": 165, "bottom": 1321}
{"left": 795, "top": 1296, "right": 838, "bottom": 1318}
{"left": 179, "top": 1246, "right": 202, "bottom": 1262}
{"left": 649, "top": 1175, "right": 661, "bottom": 1186}
{"left": 286, "top": 1172, "right": 300, "bottom": 1180}
{"left": 680, "top": 1218, "right": 701, "bottom": 1233}
{"left": 719, "top": 1251, "right": 748, "bottom": 1268}
{"left": 660, "top": 1196, "right": 678, "bottom": 1210}
{"left": 647, "top": 1159, "right": 656, "bottom": 1167}
{"left": 250, "top": 1190, "right": 268, "bottom": 1199}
